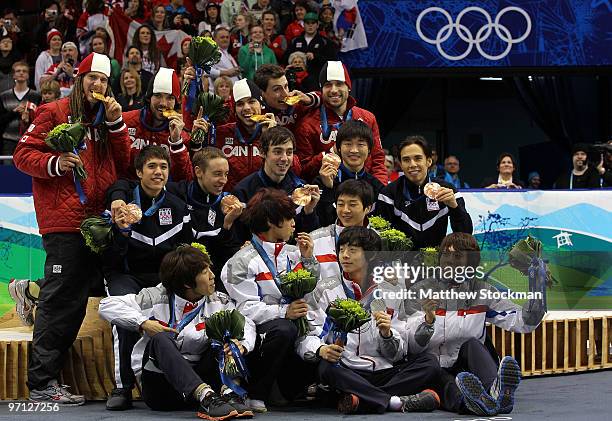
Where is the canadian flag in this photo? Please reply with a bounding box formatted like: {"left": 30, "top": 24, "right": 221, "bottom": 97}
{"left": 108, "top": 6, "right": 189, "bottom": 70}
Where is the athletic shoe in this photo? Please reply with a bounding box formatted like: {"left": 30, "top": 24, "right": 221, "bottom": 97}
{"left": 337, "top": 392, "right": 359, "bottom": 414}
{"left": 400, "top": 389, "right": 440, "bottom": 412}
{"left": 105, "top": 387, "right": 133, "bottom": 410}
{"left": 8, "top": 279, "right": 35, "bottom": 326}
{"left": 29, "top": 381, "right": 85, "bottom": 406}
{"left": 245, "top": 398, "right": 267, "bottom": 413}
{"left": 223, "top": 392, "right": 254, "bottom": 419}
{"left": 197, "top": 392, "right": 238, "bottom": 420}
{"left": 490, "top": 356, "right": 522, "bottom": 414}
{"left": 455, "top": 372, "right": 498, "bottom": 416}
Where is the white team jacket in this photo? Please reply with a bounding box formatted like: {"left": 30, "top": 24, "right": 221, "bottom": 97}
{"left": 99, "top": 286, "right": 256, "bottom": 380}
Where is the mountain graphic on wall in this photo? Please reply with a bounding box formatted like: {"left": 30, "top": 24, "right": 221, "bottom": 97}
{"left": 477, "top": 204, "right": 611, "bottom": 240}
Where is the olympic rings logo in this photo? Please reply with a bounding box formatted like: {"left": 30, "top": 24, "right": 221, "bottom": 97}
{"left": 416, "top": 6, "right": 532, "bottom": 61}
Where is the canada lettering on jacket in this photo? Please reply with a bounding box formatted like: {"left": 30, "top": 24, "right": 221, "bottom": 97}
{"left": 130, "top": 138, "right": 170, "bottom": 152}
{"left": 319, "top": 128, "right": 337, "bottom": 144}
{"left": 275, "top": 114, "right": 297, "bottom": 126}
{"left": 221, "top": 144, "right": 261, "bottom": 157}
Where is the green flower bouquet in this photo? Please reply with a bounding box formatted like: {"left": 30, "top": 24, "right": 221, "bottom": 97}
{"left": 182, "top": 36, "right": 222, "bottom": 95}
{"left": 80, "top": 215, "right": 113, "bottom": 254}
{"left": 191, "top": 92, "right": 229, "bottom": 146}
{"left": 325, "top": 298, "right": 371, "bottom": 346}
{"left": 206, "top": 309, "right": 246, "bottom": 378}
{"left": 369, "top": 216, "right": 391, "bottom": 232}
{"left": 45, "top": 122, "right": 87, "bottom": 179}
{"left": 279, "top": 269, "right": 318, "bottom": 336}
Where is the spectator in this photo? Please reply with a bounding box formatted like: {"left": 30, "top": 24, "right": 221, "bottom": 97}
{"left": 197, "top": 2, "right": 223, "bottom": 35}
{"left": 285, "top": 51, "right": 310, "bottom": 91}
{"left": 295, "top": 61, "right": 387, "bottom": 184}
{"left": 596, "top": 141, "right": 612, "bottom": 187}
{"left": 230, "top": 11, "right": 253, "bottom": 58}
{"left": 90, "top": 35, "right": 120, "bottom": 88}
{"left": 116, "top": 68, "right": 144, "bottom": 112}
{"left": 443, "top": 155, "right": 470, "bottom": 189}
{"left": 385, "top": 154, "right": 401, "bottom": 183}
{"left": 41, "top": 41, "right": 79, "bottom": 98}
{"left": 213, "top": 75, "right": 233, "bottom": 100}
{"left": 526, "top": 172, "right": 541, "bottom": 189}
{"left": 34, "top": 29, "right": 62, "bottom": 91}
{"left": 0, "top": 62, "right": 41, "bottom": 159}
{"left": 0, "top": 33, "right": 20, "bottom": 92}
{"left": 238, "top": 24, "right": 277, "bottom": 81}
{"left": 75, "top": 0, "right": 109, "bottom": 57}
{"left": 428, "top": 149, "right": 444, "bottom": 178}
{"left": 284, "top": 12, "right": 337, "bottom": 91}
{"left": 166, "top": 0, "right": 189, "bottom": 16}
{"left": 124, "top": 46, "right": 154, "bottom": 95}
{"left": 376, "top": 136, "right": 473, "bottom": 249}
{"left": 176, "top": 36, "right": 192, "bottom": 77}
{"left": 131, "top": 24, "right": 164, "bottom": 74}
{"left": 273, "top": 0, "right": 295, "bottom": 32}
{"left": 553, "top": 143, "right": 601, "bottom": 189}
{"left": 124, "top": 0, "right": 148, "bottom": 23}
{"left": 481, "top": 153, "right": 524, "bottom": 189}
{"left": 249, "top": 0, "right": 272, "bottom": 23}
{"left": 208, "top": 27, "right": 241, "bottom": 88}
{"left": 32, "top": 2, "right": 63, "bottom": 52}
{"left": 170, "top": 12, "right": 197, "bottom": 36}
{"left": 314, "top": 120, "right": 385, "bottom": 226}
{"left": 39, "top": 79, "right": 61, "bottom": 104}
{"left": 261, "top": 10, "right": 287, "bottom": 62}
{"left": 284, "top": 0, "right": 308, "bottom": 44}
{"left": 221, "top": 0, "right": 249, "bottom": 27}
{"left": 254, "top": 63, "right": 318, "bottom": 132}
{"left": 148, "top": 4, "right": 168, "bottom": 32}
{"left": 2, "top": 8, "right": 28, "bottom": 57}
{"left": 318, "top": 4, "right": 341, "bottom": 49}
{"left": 13, "top": 52, "right": 130, "bottom": 406}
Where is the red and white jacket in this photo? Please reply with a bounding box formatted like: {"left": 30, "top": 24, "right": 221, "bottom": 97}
{"left": 220, "top": 237, "right": 320, "bottom": 325}
{"left": 295, "top": 96, "right": 388, "bottom": 184}
{"left": 99, "top": 286, "right": 256, "bottom": 382}
{"left": 122, "top": 108, "right": 193, "bottom": 181}
{"left": 13, "top": 97, "right": 130, "bottom": 234}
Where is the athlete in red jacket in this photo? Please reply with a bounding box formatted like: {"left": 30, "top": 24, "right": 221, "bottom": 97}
{"left": 122, "top": 67, "right": 192, "bottom": 181}
{"left": 13, "top": 53, "right": 130, "bottom": 405}
{"left": 208, "top": 78, "right": 303, "bottom": 191}
{"left": 295, "top": 61, "right": 388, "bottom": 184}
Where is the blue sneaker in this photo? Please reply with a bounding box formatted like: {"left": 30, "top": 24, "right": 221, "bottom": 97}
{"left": 490, "top": 356, "right": 522, "bottom": 414}
{"left": 455, "top": 372, "right": 498, "bottom": 416}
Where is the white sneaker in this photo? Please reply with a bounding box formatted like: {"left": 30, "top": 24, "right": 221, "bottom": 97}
{"left": 8, "top": 279, "right": 35, "bottom": 326}
{"left": 29, "top": 381, "right": 85, "bottom": 406}
{"left": 245, "top": 398, "right": 267, "bottom": 413}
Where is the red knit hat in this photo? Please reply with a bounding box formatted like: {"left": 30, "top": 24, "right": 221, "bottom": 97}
{"left": 74, "top": 52, "right": 111, "bottom": 78}
{"left": 319, "top": 61, "right": 351, "bottom": 90}
{"left": 46, "top": 29, "right": 62, "bottom": 45}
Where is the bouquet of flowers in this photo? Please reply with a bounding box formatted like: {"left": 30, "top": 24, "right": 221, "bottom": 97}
{"left": 45, "top": 122, "right": 87, "bottom": 180}
{"left": 379, "top": 228, "right": 413, "bottom": 251}
{"left": 80, "top": 215, "right": 113, "bottom": 254}
{"left": 191, "top": 92, "right": 229, "bottom": 146}
{"left": 509, "top": 236, "right": 555, "bottom": 287}
{"left": 206, "top": 309, "right": 247, "bottom": 379}
{"left": 182, "top": 36, "right": 222, "bottom": 96}
{"left": 279, "top": 269, "right": 317, "bottom": 336}
{"left": 325, "top": 298, "right": 371, "bottom": 346}
{"left": 369, "top": 216, "right": 391, "bottom": 232}
{"left": 420, "top": 247, "right": 439, "bottom": 267}
{"left": 190, "top": 242, "right": 209, "bottom": 256}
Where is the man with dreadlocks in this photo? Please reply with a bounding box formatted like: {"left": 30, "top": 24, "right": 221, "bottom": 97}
{"left": 122, "top": 67, "right": 193, "bottom": 181}
{"left": 13, "top": 52, "right": 131, "bottom": 405}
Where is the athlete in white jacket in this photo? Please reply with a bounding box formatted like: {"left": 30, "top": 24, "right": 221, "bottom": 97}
{"left": 100, "top": 245, "right": 256, "bottom": 420}
{"left": 298, "top": 226, "right": 441, "bottom": 414}
{"left": 402, "top": 233, "right": 546, "bottom": 417}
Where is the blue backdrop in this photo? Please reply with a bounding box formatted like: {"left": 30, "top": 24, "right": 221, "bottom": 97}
{"left": 341, "top": 0, "right": 612, "bottom": 69}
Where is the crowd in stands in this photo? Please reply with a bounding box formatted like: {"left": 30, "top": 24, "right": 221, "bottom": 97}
{"left": 0, "top": 0, "right": 602, "bottom": 420}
